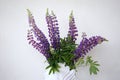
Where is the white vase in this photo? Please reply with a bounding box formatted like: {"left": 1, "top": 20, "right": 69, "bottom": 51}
{"left": 44, "top": 63, "right": 79, "bottom": 80}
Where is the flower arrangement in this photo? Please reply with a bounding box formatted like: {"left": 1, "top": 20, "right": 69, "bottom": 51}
{"left": 27, "top": 9, "right": 107, "bottom": 75}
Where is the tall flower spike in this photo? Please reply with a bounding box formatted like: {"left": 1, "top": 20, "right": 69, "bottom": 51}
{"left": 27, "top": 9, "right": 51, "bottom": 58}
{"left": 74, "top": 33, "right": 107, "bottom": 60}
{"left": 46, "top": 9, "right": 60, "bottom": 50}
{"left": 68, "top": 11, "right": 78, "bottom": 42}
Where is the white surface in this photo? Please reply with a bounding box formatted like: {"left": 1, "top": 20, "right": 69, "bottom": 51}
{"left": 0, "top": 0, "right": 120, "bottom": 80}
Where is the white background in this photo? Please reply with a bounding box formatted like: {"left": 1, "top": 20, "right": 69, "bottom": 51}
{"left": 0, "top": 0, "right": 120, "bottom": 80}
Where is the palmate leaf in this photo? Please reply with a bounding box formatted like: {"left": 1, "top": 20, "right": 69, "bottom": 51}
{"left": 86, "top": 56, "right": 100, "bottom": 75}
{"left": 46, "top": 52, "right": 61, "bottom": 74}
{"left": 46, "top": 62, "right": 60, "bottom": 75}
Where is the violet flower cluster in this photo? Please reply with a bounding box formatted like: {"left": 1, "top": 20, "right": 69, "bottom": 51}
{"left": 68, "top": 11, "right": 78, "bottom": 42}
{"left": 27, "top": 9, "right": 51, "bottom": 58}
{"left": 74, "top": 34, "right": 107, "bottom": 60}
{"left": 46, "top": 10, "right": 60, "bottom": 50}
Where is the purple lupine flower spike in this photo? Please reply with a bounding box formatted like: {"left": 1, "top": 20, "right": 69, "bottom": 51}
{"left": 46, "top": 9, "right": 60, "bottom": 50}
{"left": 27, "top": 9, "right": 51, "bottom": 58}
{"left": 68, "top": 11, "right": 78, "bottom": 42}
{"left": 74, "top": 32, "right": 107, "bottom": 60}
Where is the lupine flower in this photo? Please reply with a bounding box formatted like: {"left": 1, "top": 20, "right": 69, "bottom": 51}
{"left": 27, "top": 9, "right": 51, "bottom": 58}
{"left": 46, "top": 9, "right": 60, "bottom": 50}
{"left": 68, "top": 11, "right": 78, "bottom": 42}
{"left": 74, "top": 33, "right": 107, "bottom": 60}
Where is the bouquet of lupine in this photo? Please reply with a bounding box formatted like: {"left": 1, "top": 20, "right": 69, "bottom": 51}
{"left": 27, "top": 9, "right": 107, "bottom": 75}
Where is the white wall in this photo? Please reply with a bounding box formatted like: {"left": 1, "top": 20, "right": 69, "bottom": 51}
{"left": 0, "top": 0, "right": 120, "bottom": 80}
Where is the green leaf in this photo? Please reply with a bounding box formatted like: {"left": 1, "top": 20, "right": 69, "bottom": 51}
{"left": 49, "top": 68, "right": 53, "bottom": 75}
{"left": 53, "top": 68, "right": 55, "bottom": 74}
{"left": 55, "top": 67, "right": 60, "bottom": 72}
{"left": 75, "top": 57, "right": 84, "bottom": 66}
{"left": 86, "top": 56, "right": 100, "bottom": 75}
{"left": 90, "top": 65, "right": 99, "bottom": 75}
{"left": 46, "top": 65, "right": 51, "bottom": 69}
